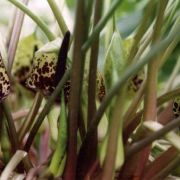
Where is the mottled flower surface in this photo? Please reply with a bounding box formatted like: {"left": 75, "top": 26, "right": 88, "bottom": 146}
{"left": 26, "top": 52, "right": 57, "bottom": 96}
{"left": 0, "top": 54, "right": 10, "bottom": 101}
{"left": 173, "top": 96, "right": 180, "bottom": 118}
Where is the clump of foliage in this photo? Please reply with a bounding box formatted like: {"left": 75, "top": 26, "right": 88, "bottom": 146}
{"left": 0, "top": 0, "right": 180, "bottom": 179}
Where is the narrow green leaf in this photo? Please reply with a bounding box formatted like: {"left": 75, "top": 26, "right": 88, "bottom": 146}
{"left": 49, "top": 95, "right": 67, "bottom": 176}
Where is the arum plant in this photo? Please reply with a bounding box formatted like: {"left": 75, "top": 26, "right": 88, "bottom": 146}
{"left": 0, "top": 0, "right": 180, "bottom": 179}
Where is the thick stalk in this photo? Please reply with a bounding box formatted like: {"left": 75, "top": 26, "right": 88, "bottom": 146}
{"left": 63, "top": 1, "right": 86, "bottom": 179}
{"left": 102, "top": 88, "right": 126, "bottom": 180}
{"left": 77, "top": 0, "right": 103, "bottom": 178}
{"left": 136, "top": 1, "right": 168, "bottom": 177}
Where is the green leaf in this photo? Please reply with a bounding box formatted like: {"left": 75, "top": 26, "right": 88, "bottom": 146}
{"left": 37, "top": 37, "right": 62, "bottom": 54}
{"left": 12, "top": 33, "right": 42, "bottom": 87}
{"left": 47, "top": 105, "right": 59, "bottom": 141}
{"left": 104, "top": 31, "right": 126, "bottom": 91}
{"left": 49, "top": 95, "right": 67, "bottom": 176}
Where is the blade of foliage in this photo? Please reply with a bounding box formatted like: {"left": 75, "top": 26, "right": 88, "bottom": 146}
{"left": 49, "top": 95, "right": 67, "bottom": 176}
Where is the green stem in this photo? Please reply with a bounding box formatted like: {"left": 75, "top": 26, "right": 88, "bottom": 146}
{"left": 144, "top": 0, "right": 168, "bottom": 121}
{"left": 123, "top": 87, "right": 180, "bottom": 135}
{"left": 102, "top": 88, "right": 126, "bottom": 180}
{"left": 77, "top": 0, "right": 103, "bottom": 178}
{"left": 124, "top": 80, "right": 146, "bottom": 129}
{"left": 127, "top": 0, "right": 155, "bottom": 64}
{"left": 142, "top": 147, "right": 178, "bottom": 179}
{"left": 82, "top": 0, "right": 123, "bottom": 52}
{"left": 123, "top": 87, "right": 180, "bottom": 143}
{"left": 64, "top": 0, "right": 86, "bottom": 179}
{"left": 164, "top": 56, "right": 180, "bottom": 92}
{"left": 80, "top": 22, "right": 180, "bottom": 151}
{"left": 152, "top": 156, "right": 180, "bottom": 180}
{"left": 18, "top": 92, "right": 43, "bottom": 143}
{"left": 0, "top": 119, "right": 11, "bottom": 163}
{"left": 8, "top": 0, "right": 55, "bottom": 41}
{"left": 7, "top": 0, "right": 29, "bottom": 75}
{"left": 47, "top": 0, "right": 68, "bottom": 35}
{"left": 159, "top": 36, "right": 180, "bottom": 68}
{"left": 84, "top": 0, "right": 94, "bottom": 36}
{"left": 125, "top": 116, "right": 180, "bottom": 158}
{"left": 87, "top": 0, "right": 102, "bottom": 126}
{"left": 1, "top": 150, "right": 27, "bottom": 179}
{"left": 157, "top": 85, "right": 180, "bottom": 107}
{"left": 137, "top": 1, "right": 168, "bottom": 175}
{"left": 24, "top": 69, "right": 70, "bottom": 152}
{"left": 2, "top": 101, "right": 19, "bottom": 152}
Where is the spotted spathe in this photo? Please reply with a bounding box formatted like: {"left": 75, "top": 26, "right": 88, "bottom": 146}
{"left": 26, "top": 52, "right": 57, "bottom": 96}
{"left": 127, "top": 70, "right": 144, "bottom": 97}
{"left": 0, "top": 54, "right": 10, "bottom": 101}
{"left": 173, "top": 96, "right": 180, "bottom": 118}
